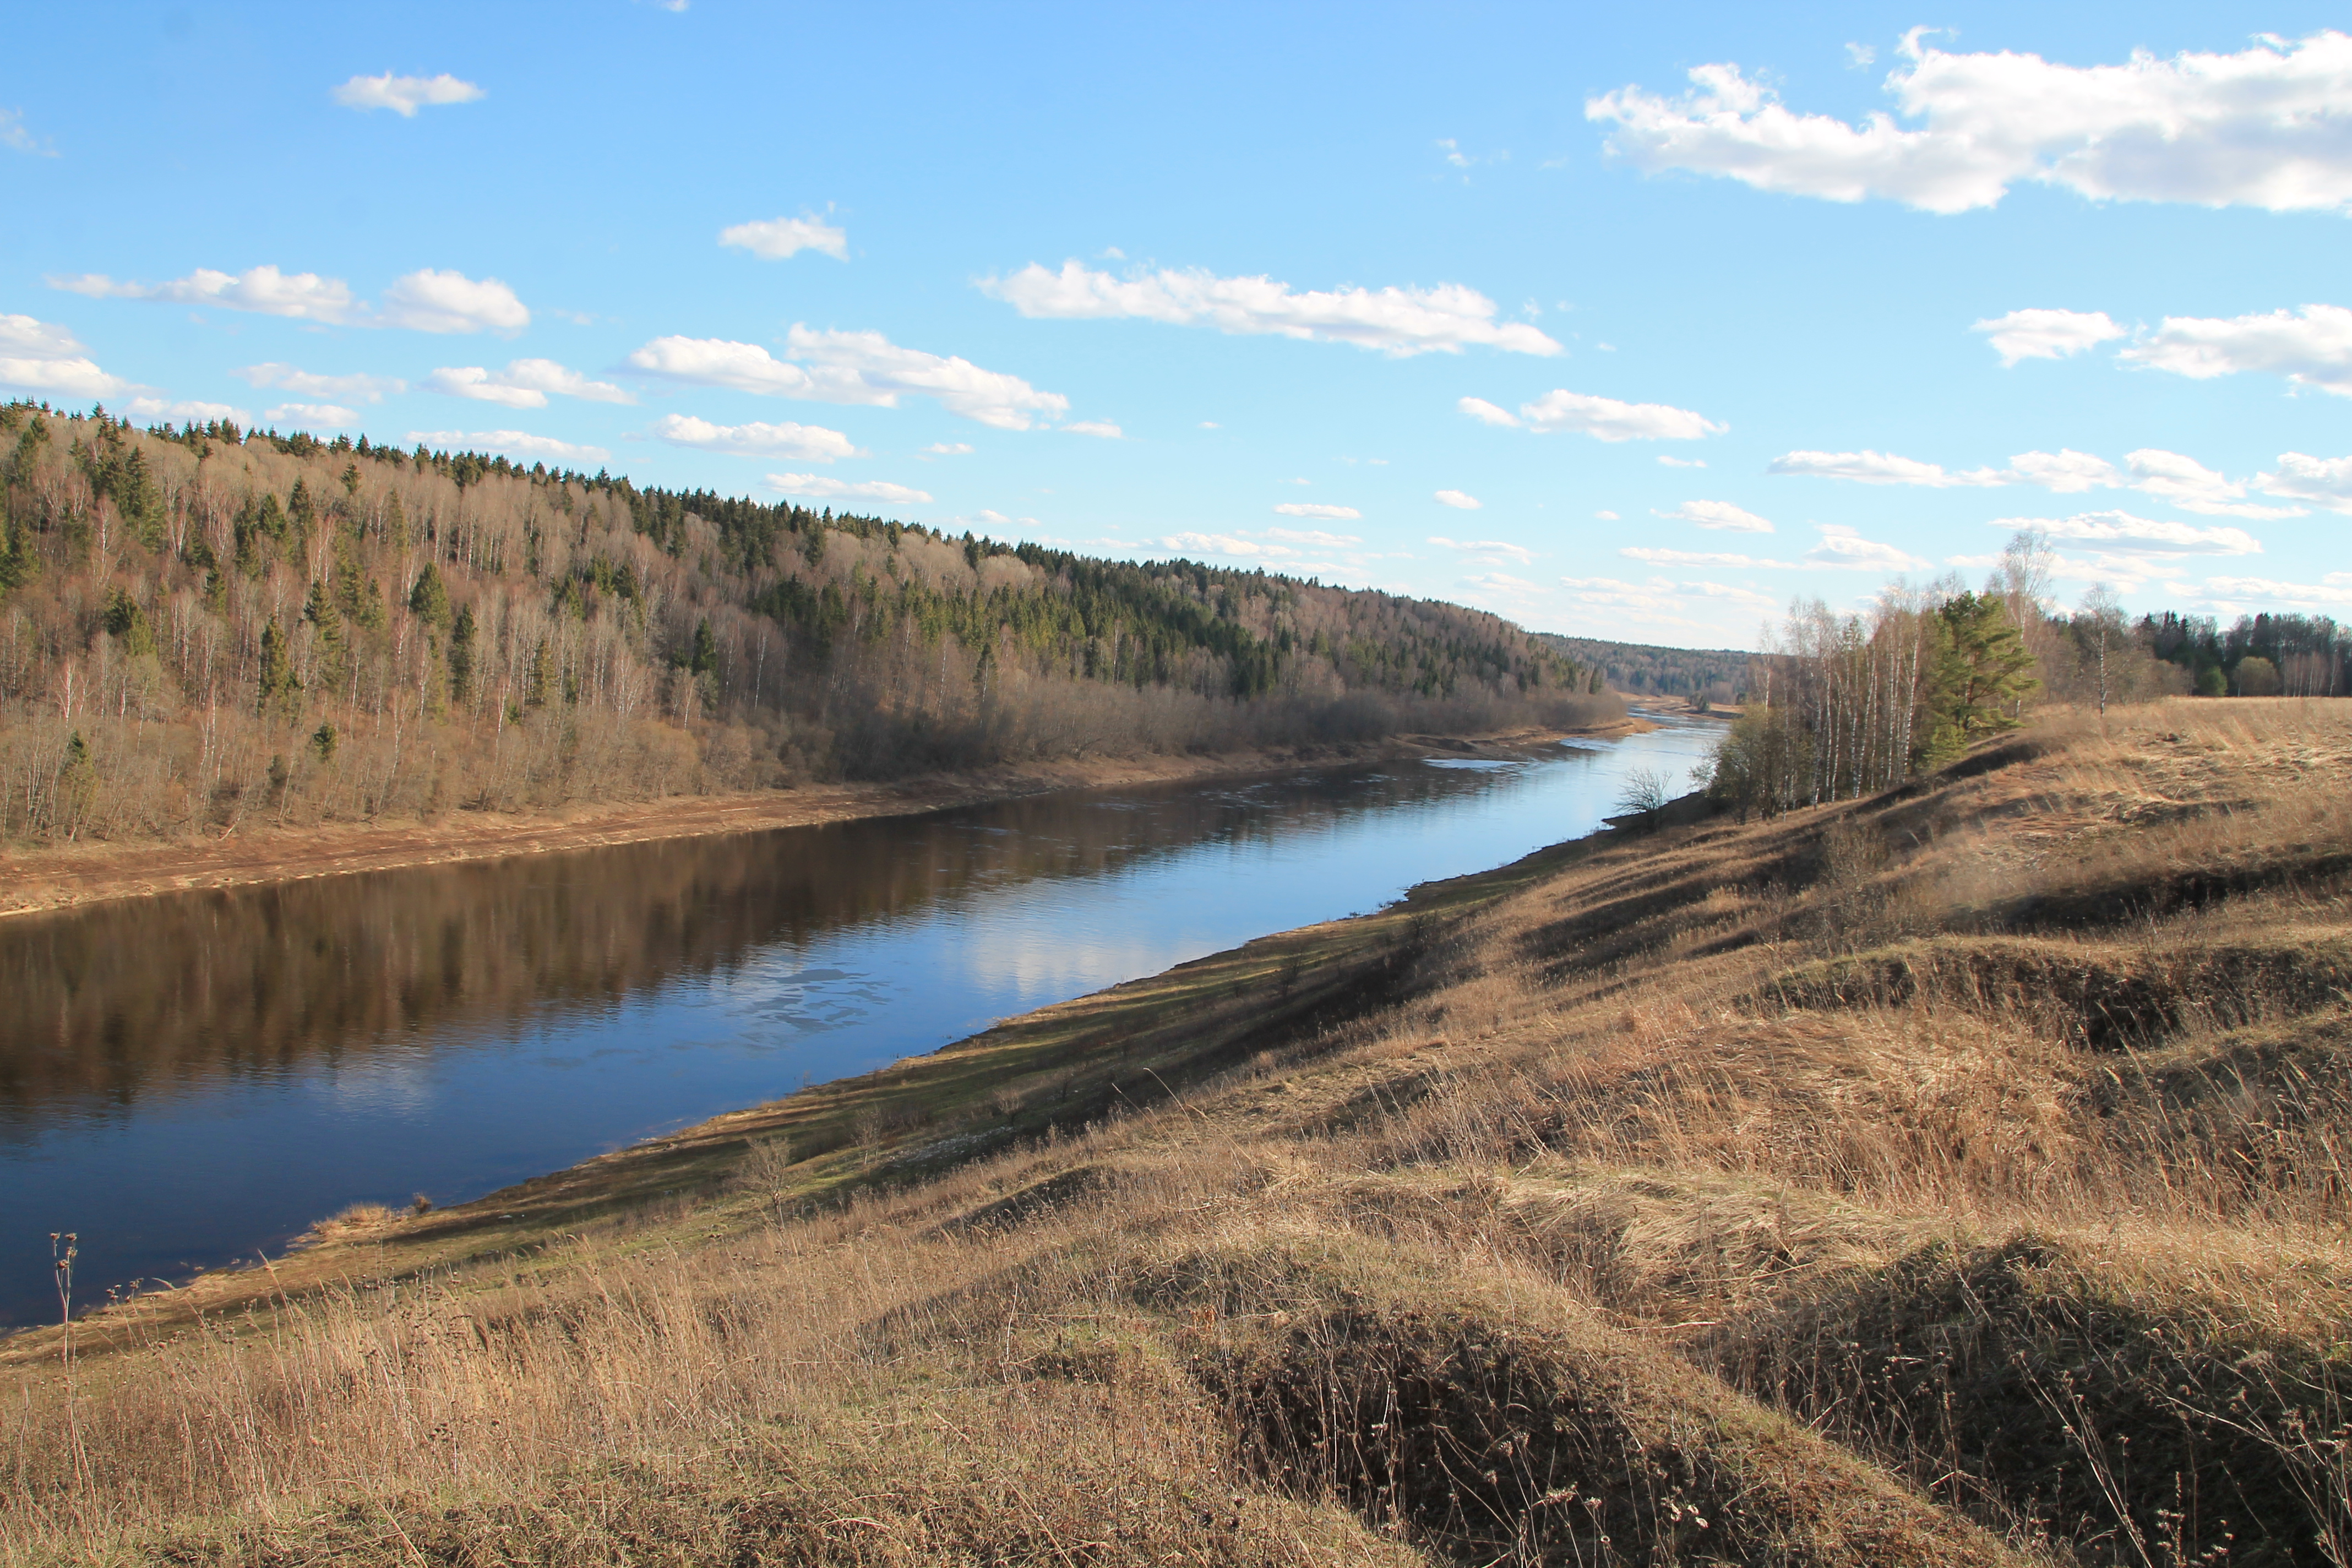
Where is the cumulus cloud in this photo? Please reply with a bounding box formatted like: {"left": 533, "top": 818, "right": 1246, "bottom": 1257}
{"left": 233, "top": 362, "right": 405, "bottom": 402}
{"left": 2192, "top": 571, "right": 2352, "bottom": 610}
{"left": 765, "top": 472, "right": 933, "bottom": 505}
{"left": 55, "top": 264, "right": 358, "bottom": 323}
{"left": 128, "top": 397, "right": 251, "bottom": 424}
{"left": 1806, "top": 524, "right": 1927, "bottom": 571}
{"left": 649, "top": 413, "right": 861, "bottom": 461}
{"left": 2257, "top": 451, "right": 2352, "bottom": 513}
{"left": 1656, "top": 499, "right": 1773, "bottom": 532}
{"left": 1434, "top": 489, "right": 1482, "bottom": 509}
{"left": 426, "top": 358, "right": 630, "bottom": 408}
{"left": 55, "top": 265, "right": 525, "bottom": 333}
{"left": 2121, "top": 302, "right": 2352, "bottom": 395}
{"left": 719, "top": 214, "right": 848, "bottom": 262}
{"left": 1461, "top": 388, "right": 1722, "bottom": 442}
{"left": 0, "top": 313, "right": 133, "bottom": 399}
{"left": 981, "top": 260, "right": 1560, "bottom": 357}
{"left": 1588, "top": 31, "right": 2352, "bottom": 214}
{"left": 407, "top": 428, "right": 611, "bottom": 463}
{"left": 377, "top": 269, "right": 529, "bottom": 334}
{"left": 269, "top": 402, "right": 358, "bottom": 427}
{"left": 923, "top": 442, "right": 974, "bottom": 456}
{"left": 1063, "top": 420, "right": 1124, "bottom": 438}
{"left": 1620, "top": 545, "right": 1796, "bottom": 568}
{"left": 1770, "top": 448, "right": 2004, "bottom": 487}
{"left": 1274, "top": 502, "right": 1362, "bottom": 521}
{"left": 1429, "top": 535, "right": 1536, "bottom": 565}
{"left": 1265, "top": 526, "right": 1362, "bottom": 547}
{"left": 1990, "top": 510, "right": 2262, "bottom": 556}
{"left": 1974, "top": 308, "right": 2125, "bottom": 366}
{"left": 2124, "top": 448, "right": 2303, "bottom": 518}
{"left": 627, "top": 327, "right": 1067, "bottom": 429}
{"left": 331, "top": 73, "right": 484, "bottom": 116}
{"left": 1770, "top": 443, "right": 2295, "bottom": 515}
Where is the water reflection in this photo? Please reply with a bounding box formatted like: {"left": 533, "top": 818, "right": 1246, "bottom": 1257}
{"left": 0, "top": 720, "right": 1719, "bottom": 1326}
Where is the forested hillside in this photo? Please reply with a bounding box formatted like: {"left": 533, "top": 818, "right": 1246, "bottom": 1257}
{"left": 1536, "top": 633, "right": 1752, "bottom": 700}
{"left": 0, "top": 403, "right": 1614, "bottom": 846}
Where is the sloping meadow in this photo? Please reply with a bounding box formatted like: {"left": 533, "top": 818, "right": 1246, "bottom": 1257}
{"left": 6, "top": 699, "right": 2350, "bottom": 1565}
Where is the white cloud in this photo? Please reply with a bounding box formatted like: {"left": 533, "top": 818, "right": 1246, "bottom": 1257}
{"left": 2121, "top": 303, "right": 2352, "bottom": 395}
{"left": 1845, "top": 43, "right": 1877, "bottom": 69}
{"left": 649, "top": 413, "right": 862, "bottom": 461}
{"left": 1770, "top": 448, "right": 2003, "bottom": 487}
{"left": 1974, "top": 309, "right": 2125, "bottom": 366}
{"left": 1594, "top": 509, "right": 1620, "bottom": 521}
{"left": 234, "top": 362, "right": 405, "bottom": 402}
{"left": 1772, "top": 443, "right": 2299, "bottom": 514}
{"left": 923, "top": 442, "right": 974, "bottom": 456}
{"left": 1462, "top": 388, "right": 1723, "bottom": 442}
{"left": 427, "top": 358, "right": 630, "bottom": 408}
{"left": 1806, "top": 525, "right": 1928, "bottom": 571}
{"left": 1621, "top": 545, "right": 1796, "bottom": 568}
{"left": 1990, "top": 510, "right": 2262, "bottom": 556}
{"left": 718, "top": 214, "right": 849, "bottom": 262}
{"left": 1588, "top": 31, "right": 2352, "bottom": 214}
{"left": 1657, "top": 455, "right": 1707, "bottom": 468}
{"left": 1265, "top": 526, "right": 1362, "bottom": 547}
{"left": 1433, "top": 489, "right": 1482, "bottom": 510}
{"left": 407, "top": 428, "right": 612, "bottom": 463}
{"left": 981, "top": 260, "right": 1561, "bottom": 357}
{"left": 1198, "top": 420, "right": 1221, "bottom": 429}
{"left": 627, "top": 328, "right": 1066, "bottom": 429}
{"left": 2123, "top": 448, "right": 2303, "bottom": 518}
{"left": 331, "top": 73, "right": 484, "bottom": 116}
{"left": 1554, "top": 574, "right": 1768, "bottom": 635}
{"left": 765, "top": 472, "right": 933, "bottom": 505}
{"left": 2, "top": 107, "right": 56, "bottom": 156}
{"left": 2007, "top": 449, "right": 2123, "bottom": 492}
{"left": 128, "top": 396, "right": 251, "bottom": 424}
{"left": 2191, "top": 571, "right": 2352, "bottom": 609}
{"left": 377, "top": 269, "right": 529, "bottom": 334}
{"left": 2257, "top": 451, "right": 2352, "bottom": 513}
{"left": 0, "top": 313, "right": 133, "bottom": 399}
{"left": 55, "top": 264, "right": 358, "bottom": 323}
{"left": 1429, "top": 535, "right": 1537, "bottom": 565}
{"left": 1681, "top": 579, "right": 1781, "bottom": 608}
{"left": 269, "top": 402, "right": 358, "bottom": 427}
{"left": 55, "top": 264, "right": 525, "bottom": 333}
{"left": 1063, "top": 419, "right": 1123, "bottom": 438}
{"left": 1656, "top": 498, "right": 1773, "bottom": 533}
{"left": 1273, "top": 502, "right": 1361, "bottom": 521}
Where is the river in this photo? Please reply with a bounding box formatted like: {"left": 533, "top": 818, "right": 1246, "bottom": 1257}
{"left": 0, "top": 716, "right": 1719, "bottom": 1328}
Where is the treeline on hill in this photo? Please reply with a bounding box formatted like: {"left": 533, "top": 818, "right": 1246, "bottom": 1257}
{"left": 0, "top": 402, "right": 1618, "bottom": 846}
{"left": 1700, "top": 531, "right": 2351, "bottom": 816}
{"left": 1536, "top": 633, "right": 1751, "bottom": 700}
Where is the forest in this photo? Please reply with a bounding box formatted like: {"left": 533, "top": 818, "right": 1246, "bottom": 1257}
{"left": 0, "top": 402, "right": 1616, "bottom": 846}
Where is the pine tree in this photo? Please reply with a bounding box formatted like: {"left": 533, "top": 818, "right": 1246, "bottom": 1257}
{"left": 1914, "top": 592, "right": 2039, "bottom": 768}
{"left": 257, "top": 618, "right": 299, "bottom": 713}
{"left": 408, "top": 562, "right": 451, "bottom": 630}
{"left": 448, "top": 606, "right": 477, "bottom": 704}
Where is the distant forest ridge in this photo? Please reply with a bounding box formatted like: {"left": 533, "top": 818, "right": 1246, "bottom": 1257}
{"left": 0, "top": 404, "right": 1621, "bottom": 846}
{"left": 1536, "top": 635, "right": 1752, "bottom": 699}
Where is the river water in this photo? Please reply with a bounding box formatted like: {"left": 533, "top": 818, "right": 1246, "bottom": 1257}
{"left": 0, "top": 717, "right": 1719, "bottom": 1328}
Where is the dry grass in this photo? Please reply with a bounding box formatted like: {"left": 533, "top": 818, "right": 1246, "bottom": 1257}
{"left": 6, "top": 696, "right": 2351, "bottom": 1565}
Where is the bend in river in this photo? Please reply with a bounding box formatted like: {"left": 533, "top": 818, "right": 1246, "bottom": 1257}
{"left": 1, "top": 717, "right": 1719, "bottom": 1327}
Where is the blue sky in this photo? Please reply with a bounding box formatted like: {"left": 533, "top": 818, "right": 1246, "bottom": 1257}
{"left": 6, "top": 2, "right": 2350, "bottom": 647}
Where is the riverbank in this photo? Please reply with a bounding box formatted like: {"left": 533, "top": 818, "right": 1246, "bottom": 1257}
{"left": 15, "top": 700, "right": 2340, "bottom": 1566}
{"left": 0, "top": 720, "right": 1639, "bottom": 921}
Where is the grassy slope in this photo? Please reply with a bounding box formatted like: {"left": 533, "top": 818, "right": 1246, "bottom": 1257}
{"left": 6, "top": 699, "right": 2350, "bottom": 1566}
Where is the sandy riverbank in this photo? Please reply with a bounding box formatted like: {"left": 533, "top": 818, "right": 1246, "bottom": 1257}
{"left": 0, "top": 721, "right": 1646, "bottom": 920}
